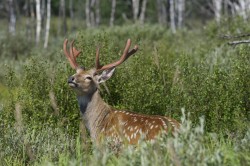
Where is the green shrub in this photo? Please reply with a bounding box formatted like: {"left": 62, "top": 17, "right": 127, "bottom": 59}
{"left": 0, "top": 33, "right": 33, "bottom": 60}
{"left": 0, "top": 20, "right": 249, "bottom": 165}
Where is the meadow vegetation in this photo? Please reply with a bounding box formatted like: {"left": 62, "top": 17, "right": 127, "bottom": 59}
{"left": 0, "top": 19, "right": 249, "bottom": 165}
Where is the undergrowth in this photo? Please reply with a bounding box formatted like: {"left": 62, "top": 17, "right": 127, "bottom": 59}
{"left": 0, "top": 20, "right": 249, "bottom": 165}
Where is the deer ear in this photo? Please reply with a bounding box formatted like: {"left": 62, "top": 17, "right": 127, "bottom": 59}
{"left": 97, "top": 67, "right": 116, "bottom": 84}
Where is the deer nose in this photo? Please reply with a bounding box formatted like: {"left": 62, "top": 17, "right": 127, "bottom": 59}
{"left": 68, "top": 76, "right": 75, "bottom": 83}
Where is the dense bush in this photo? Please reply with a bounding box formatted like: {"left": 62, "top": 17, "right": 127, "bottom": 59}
{"left": 0, "top": 20, "right": 249, "bottom": 165}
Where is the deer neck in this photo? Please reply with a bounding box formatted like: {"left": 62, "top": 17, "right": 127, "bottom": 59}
{"left": 77, "top": 90, "right": 111, "bottom": 140}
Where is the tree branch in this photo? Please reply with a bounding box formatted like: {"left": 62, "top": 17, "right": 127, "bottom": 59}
{"left": 219, "top": 33, "right": 250, "bottom": 39}
{"left": 228, "top": 40, "right": 250, "bottom": 46}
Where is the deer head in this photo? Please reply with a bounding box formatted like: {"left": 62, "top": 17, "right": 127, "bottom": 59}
{"left": 63, "top": 39, "right": 138, "bottom": 96}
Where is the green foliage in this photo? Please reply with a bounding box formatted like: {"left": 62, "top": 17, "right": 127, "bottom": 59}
{"left": 0, "top": 19, "right": 249, "bottom": 165}
{"left": 0, "top": 33, "right": 33, "bottom": 60}
{"left": 1, "top": 110, "right": 249, "bottom": 165}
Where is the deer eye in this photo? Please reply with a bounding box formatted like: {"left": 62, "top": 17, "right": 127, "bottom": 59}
{"left": 85, "top": 76, "right": 92, "bottom": 80}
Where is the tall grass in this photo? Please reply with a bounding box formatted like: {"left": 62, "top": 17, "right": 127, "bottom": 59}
{"left": 1, "top": 109, "right": 249, "bottom": 165}
{"left": 0, "top": 20, "right": 249, "bottom": 165}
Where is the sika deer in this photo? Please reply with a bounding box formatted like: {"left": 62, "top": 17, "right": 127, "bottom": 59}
{"left": 63, "top": 39, "right": 180, "bottom": 145}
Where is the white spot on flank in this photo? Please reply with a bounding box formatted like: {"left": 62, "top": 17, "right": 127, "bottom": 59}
{"left": 169, "top": 121, "right": 176, "bottom": 127}
{"left": 134, "top": 132, "right": 137, "bottom": 138}
{"left": 150, "top": 125, "right": 154, "bottom": 129}
{"left": 139, "top": 129, "right": 143, "bottom": 135}
{"left": 159, "top": 118, "right": 167, "bottom": 126}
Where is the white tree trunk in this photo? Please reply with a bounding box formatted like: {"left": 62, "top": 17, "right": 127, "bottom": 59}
{"left": 213, "top": 0, "right": 222, "bottom": 23}
{"left": 30, "top": 0, "right": 36, "bottom": 41}
{"left": 234, "top": 0, "right": 250, "bottom": 21}
{"left": 109, "top": 0, "right": 116, "bottom": 26}
{"left": 90, "top": 0, "right": 95, "bottom": 26}
{"left": 86, "top": 0, "right": 100, "bottom": 27}
{"left": 44, "top": 0, "right": 51, "bottom": 48}
{"left": 8, "top": 0, "right": 16, "bottom": 35}
{"left": 85, "top": 0, "right": 91, "bottom": 27}
{"left": 132, "top": 0, "right": 139, "bottom": 21}
{"left": 169, "top": 0, "right": 176, "bottom": 33}
{"left": 223, "top": 0, "right": 229, "bottom": 16}
{"left": 41, "top": 0, "right": 45, "bottom": 26}
{"left": 156, "top": 0, "right": 167, "bottom": 25}
{"left": 69, "top": 0, "right": 74, "bottom": 19}
{"left": 139, "top": 0, "right": 148, "bottom": 24}
{"left": 59, "top": 0, "right": 67, "bottom": 35}
{"left": 177, "top": 0, "right": 185, "bottom": 28}
{"left": 35, "top": 0, "right": 41, "bottom": 45}
{"left": 24, "top": 0, "right": 31, "bottom": 39}
{"left": 95, "top": 0, "right": 100, "bottom": 26}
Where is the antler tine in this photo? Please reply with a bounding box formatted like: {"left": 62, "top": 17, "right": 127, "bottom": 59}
{"left": 95, "top": 47, "right": 102, "bottom": 69}
{"left": 96, "top": 39, "right": 138, "bottom": 72}
{"left": 63, "top": 39, "right": 80, "bottom": 70}
{"left": 72, "top": 47, "right": 81, "bottom": 58}
{"left": 125, "top": 44, "right": 139, "bottom": 61}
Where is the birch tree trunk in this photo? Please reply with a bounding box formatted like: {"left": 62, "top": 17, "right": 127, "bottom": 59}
{"left": 59, "top": 0, "right": 67, "bottom": 35}
{"left": 24, "top": 0, "right": 31, "bottom": 40}
{"left": 169, "top": 0, "right": 176, "bottom": 33}
{"left": 156, "top": 0, "right": 167, "bottom": 25}
{"left": 132, "top": 0, "right": 139, "bottom": 21}
{"left": 41, "top": 0, "right": 45, "bottom": 26}
{"left": 139, "top": 0, "right": 148, "bottom": 24}
{"left": 35, "top": 0, "right": 41, "bottom": 45}
{"left": 86, "top": 0, "right": 100, "bottom": 27}
{"left": 234, "top": 0, "right": 250, "bottom": 21}
{"left": 69, "top": 0, "right": 74, "bottom": 19}
{"left": 69, "top": 0, "right": 75, "bottom": 31}
{"left": 223, "top": 0, "right": 229, "bottom": 17}
{"left": 90, "top": 0, "right": 95, "bottom": 26}
{"left": 212, "top": 0, "right": 222, "bottom": 23}
{"left": 177, "top": 0, "right": 185, "bottom": 28}
{"left": 30, "top": 0, "right": 36, "bottom": 41}
{"left": 44, "top": 0, "right": 51, "bottom": 48}
{"left": 110, "top": 0, "right": 116, "bottom": 26}
{"left": 85, "top": 0, "right": 91, "bottom": 27}
{"left": 95, "top": 0, "right": 100, "bottom": 26}
{"left": 8, "top": 0, "right": 16, "bottom": 35}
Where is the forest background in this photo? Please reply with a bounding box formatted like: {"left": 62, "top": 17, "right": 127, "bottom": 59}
{"left": 0, "top": 0, "right": 249, "bottom": 165}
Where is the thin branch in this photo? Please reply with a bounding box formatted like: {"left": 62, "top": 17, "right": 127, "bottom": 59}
{"left": 219, "top": 33, "right": 250, "bottom": 39}
{"left": 228, "top": 40, "right": 250, "bottom": 46}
